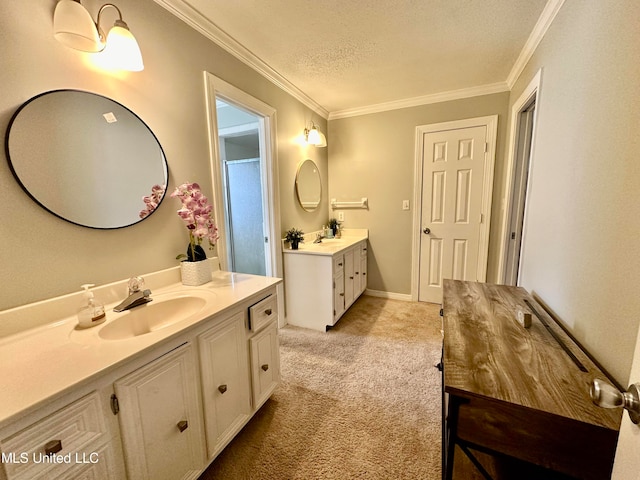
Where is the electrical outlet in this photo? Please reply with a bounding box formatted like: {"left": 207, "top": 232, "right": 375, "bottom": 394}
{"left": 402, "top": 200, "right": 410, "bottom": 210}
{"left": 338, "top": 211, "right": 344, "bottom": 221}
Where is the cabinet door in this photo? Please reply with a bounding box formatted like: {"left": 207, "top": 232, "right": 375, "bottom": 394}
{"left": 333, "top": 271, "right": 345, "bottom": 321}
{"left": 114, "top": 344, "right": 205, "bottom": 480}
{"left": 360, "top": 254, "right": 368, "bottom": 295}
{"left": 353, "top": 253, "right": 362, "bottom": 298}
{"left": 344, "top": 248, "right": 355, "bottom": 307}
{"left": 249, "top": 321, "right": 280, "bottom": 409}
{"left": 198, "top": 312, "right": 250, "bottom": 459}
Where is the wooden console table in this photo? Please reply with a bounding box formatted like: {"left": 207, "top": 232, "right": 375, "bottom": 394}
{"left": 441, "top": 280, "right": 621, "bottom": 480}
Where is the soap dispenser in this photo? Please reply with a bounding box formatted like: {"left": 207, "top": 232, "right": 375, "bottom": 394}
{"left": 77, "top": 284, "right": 106, "bottom": 329}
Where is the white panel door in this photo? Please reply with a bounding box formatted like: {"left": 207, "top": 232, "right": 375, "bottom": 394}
{"left": 419, "top": 126, "right": 486, "bottom": 303}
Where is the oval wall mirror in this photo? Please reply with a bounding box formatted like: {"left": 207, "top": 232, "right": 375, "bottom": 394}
{"left": 295, "top": 159, "right": 321, "bottom": 211}
{"left": 5, "top": 90, "right": 168, "bottom": 229}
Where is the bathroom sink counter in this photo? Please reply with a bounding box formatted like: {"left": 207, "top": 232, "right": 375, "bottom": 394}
{"left": 0, "top": 268, "right": 281, "bottom": 429}
{"left": 283, "top": 229, "right": 368, "bottom": 256}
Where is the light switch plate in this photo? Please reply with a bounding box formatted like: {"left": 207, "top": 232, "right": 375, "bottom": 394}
{"left": 402, "top": 200, "right": 410, "bottom": 210}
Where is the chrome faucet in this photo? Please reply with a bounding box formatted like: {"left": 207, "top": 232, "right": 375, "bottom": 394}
{"left": 113, "top": 276, "right": 153, "bottom": 312}
{"left": 313, "top": 232, "right": 324, "bottom": 243}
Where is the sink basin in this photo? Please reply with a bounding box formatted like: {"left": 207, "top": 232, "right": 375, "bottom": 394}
{"left": 316, "top": 239, "right": 345, "bottom": 246}
{"left": 99, "top": 293, "right": 211, "bottom": 340}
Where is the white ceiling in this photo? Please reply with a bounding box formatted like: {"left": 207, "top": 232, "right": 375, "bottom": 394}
{"left": 155, "top": 0, "right": 557, "bottom": 118}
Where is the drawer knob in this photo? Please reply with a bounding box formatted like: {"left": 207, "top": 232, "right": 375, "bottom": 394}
{"left": 261, "top": 364, "right": 269, "bottom": 372}
{"left": 218, "top": 384, "right": 228, "bottom": 394}
{"left": 44, "top": 439, "right": 63, "bottom": 456}
{"left": 340, "top": 293, "right": 344, "bottom": 297}
{"left": 338, "top": 263, "right": 343, "bottom": 266}
{"left": 264, "top": 308, "right": 272, "bottom": 316}
{"left": 177, "top": 420, "right": 189, "bottom": 433}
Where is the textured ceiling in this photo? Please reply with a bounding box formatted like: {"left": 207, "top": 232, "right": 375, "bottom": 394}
{"left": 164, "top": 0, "right": 549, "bottom": 115}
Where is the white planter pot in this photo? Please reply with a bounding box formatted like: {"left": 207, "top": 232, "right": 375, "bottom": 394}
{"left": 180, "top": 260, "right": 211, "bottom": 286}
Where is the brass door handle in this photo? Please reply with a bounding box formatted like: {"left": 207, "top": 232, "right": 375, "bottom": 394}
{"left": 423, "top": 227, "right": 431, "bottom": 234}
{"left": 177, "top": 420, "right": 189, "bottom": 433}
{"left": 218, "top": 384, "right": 228, "bottom": 394}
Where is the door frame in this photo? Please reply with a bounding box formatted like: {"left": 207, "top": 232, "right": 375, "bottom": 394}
{"left": 203, "top": 72, "right": 284, "bottom": 322}
{"left": 497, "top": 69, "right": 542, "bottom": 284}
{"left": 411, "top": 115, "right": 498, "bottom": 301}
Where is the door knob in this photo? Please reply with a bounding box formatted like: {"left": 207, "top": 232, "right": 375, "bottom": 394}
{"left": 423, "top": 227, "right": 431, "bottom": 234}
{"left": 590, "top": 378, "right": 640, "bottom": 424}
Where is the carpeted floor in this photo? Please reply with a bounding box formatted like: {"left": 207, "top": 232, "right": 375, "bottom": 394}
{"left": 199, "top": 295, "right": 443, "bottom": 479}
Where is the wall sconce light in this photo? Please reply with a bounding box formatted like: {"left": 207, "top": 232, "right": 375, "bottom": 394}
{"left": 53, "top": 0, "right": 144, "bottom": 71}
{"left": 304, "top": 123, "right": 327, "bottom": 147}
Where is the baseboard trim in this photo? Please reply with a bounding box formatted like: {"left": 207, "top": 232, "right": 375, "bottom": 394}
{"left": 364, "top": 289, "right": 412, "bottom": 302}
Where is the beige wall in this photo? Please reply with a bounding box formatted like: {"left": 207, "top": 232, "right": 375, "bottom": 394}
{"left": 328, "top": 93, "right": 510, "bottom": 296}
{"left": 0, "top": 0, "right": 326, "bottom": 311}
{"left": 509, "top": 0, "right": 640, "bottom": 384}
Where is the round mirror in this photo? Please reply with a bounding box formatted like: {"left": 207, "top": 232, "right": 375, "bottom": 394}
{"left": 5, "top": 90, "right": 168, "bottom": 229}
{"left": 295, "top": 159, "right": 321, "bottom": 211}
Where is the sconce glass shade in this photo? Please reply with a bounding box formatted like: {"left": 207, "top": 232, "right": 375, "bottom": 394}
{"left": 53, "top": 0, "right": 102, "bottom": 52}
{"left": 305, "top": 125, "right": 327, "bottom": 147}
{"left": 103, "top": 20, "right": 144, "bottom": 71}
{"left": 307, "top": 126, "right": 321, "bottom": 145}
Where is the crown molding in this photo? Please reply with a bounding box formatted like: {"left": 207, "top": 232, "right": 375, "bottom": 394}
{"left": 506, "top": 0, "right": 565, "bottom": 88}
{"left": 328, "top": 82, "right": 510, "bottom": 120}
{"left": 152, "top": 0, "right": 329, "bottom": 119}
{"left": 154, "top": 0, "right": 563, "bottom": 122}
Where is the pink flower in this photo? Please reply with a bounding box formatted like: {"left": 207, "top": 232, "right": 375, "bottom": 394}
{"left": 171, "top": 182, "right": 219, "bottom": 259}
{"left": 139, "top": 184, "right": 166, "bottom": 219}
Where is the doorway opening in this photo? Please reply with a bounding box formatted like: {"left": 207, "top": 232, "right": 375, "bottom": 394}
{"left": 216, "top": 99, "right": 267, "bottom": 275}
{"left": 203, "top": 72, "right": 282, "bottom": 288}
{"left": 504, "top": 101, "right": 535, "bottom": 285}
{"left": 500, "top": 69, "right": 542, "bottom": 285}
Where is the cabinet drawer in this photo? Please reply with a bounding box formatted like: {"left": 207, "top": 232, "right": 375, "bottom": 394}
{"left": 333, "top": 254, "right": 344, "bottom": 274}
{"left": 249, "top": 295, "right": 278, "bottom": 332}
{"left": 0, "top": 392, "right": 107, "bottom": 480}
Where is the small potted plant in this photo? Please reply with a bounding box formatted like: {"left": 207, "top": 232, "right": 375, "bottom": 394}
{"left": 285, "top": 227, "right": 305, "bottom": 250}
{"left": 328, "top": 218, "right": 340, "bottom": 237}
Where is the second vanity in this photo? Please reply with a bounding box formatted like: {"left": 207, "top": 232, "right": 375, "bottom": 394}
{"left": 284, "top": 229, "right": 368, "bottom": 332}
{"left": 0, "top": 266, "right": 281, "bottom": 480}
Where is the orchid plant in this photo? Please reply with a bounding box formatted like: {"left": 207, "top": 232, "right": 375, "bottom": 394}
{"left": 171, "top": 182, "right": 219, "bottom": 262}
{"left": 139, "top": 184, "right": 166, "bottom": 219}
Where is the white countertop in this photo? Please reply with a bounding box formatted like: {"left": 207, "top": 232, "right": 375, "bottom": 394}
{"left": 283, "top": 230, "right": 368, "bottom": 256}
{"left": 0, "top": 270, "right": 281, "bottom": 428}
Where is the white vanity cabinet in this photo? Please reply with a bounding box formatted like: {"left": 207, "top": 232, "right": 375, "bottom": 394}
{"left": 284, "top": 234, "right": 368, "bottom": 332}
{"left": 0, "top": 272, "right": 282, "bottom": 480}
{"left": 114, "top": 343, "right": 206, "bottom": 480}
{"left": 198, "top": 311, "right": 250, "bottom": 460}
